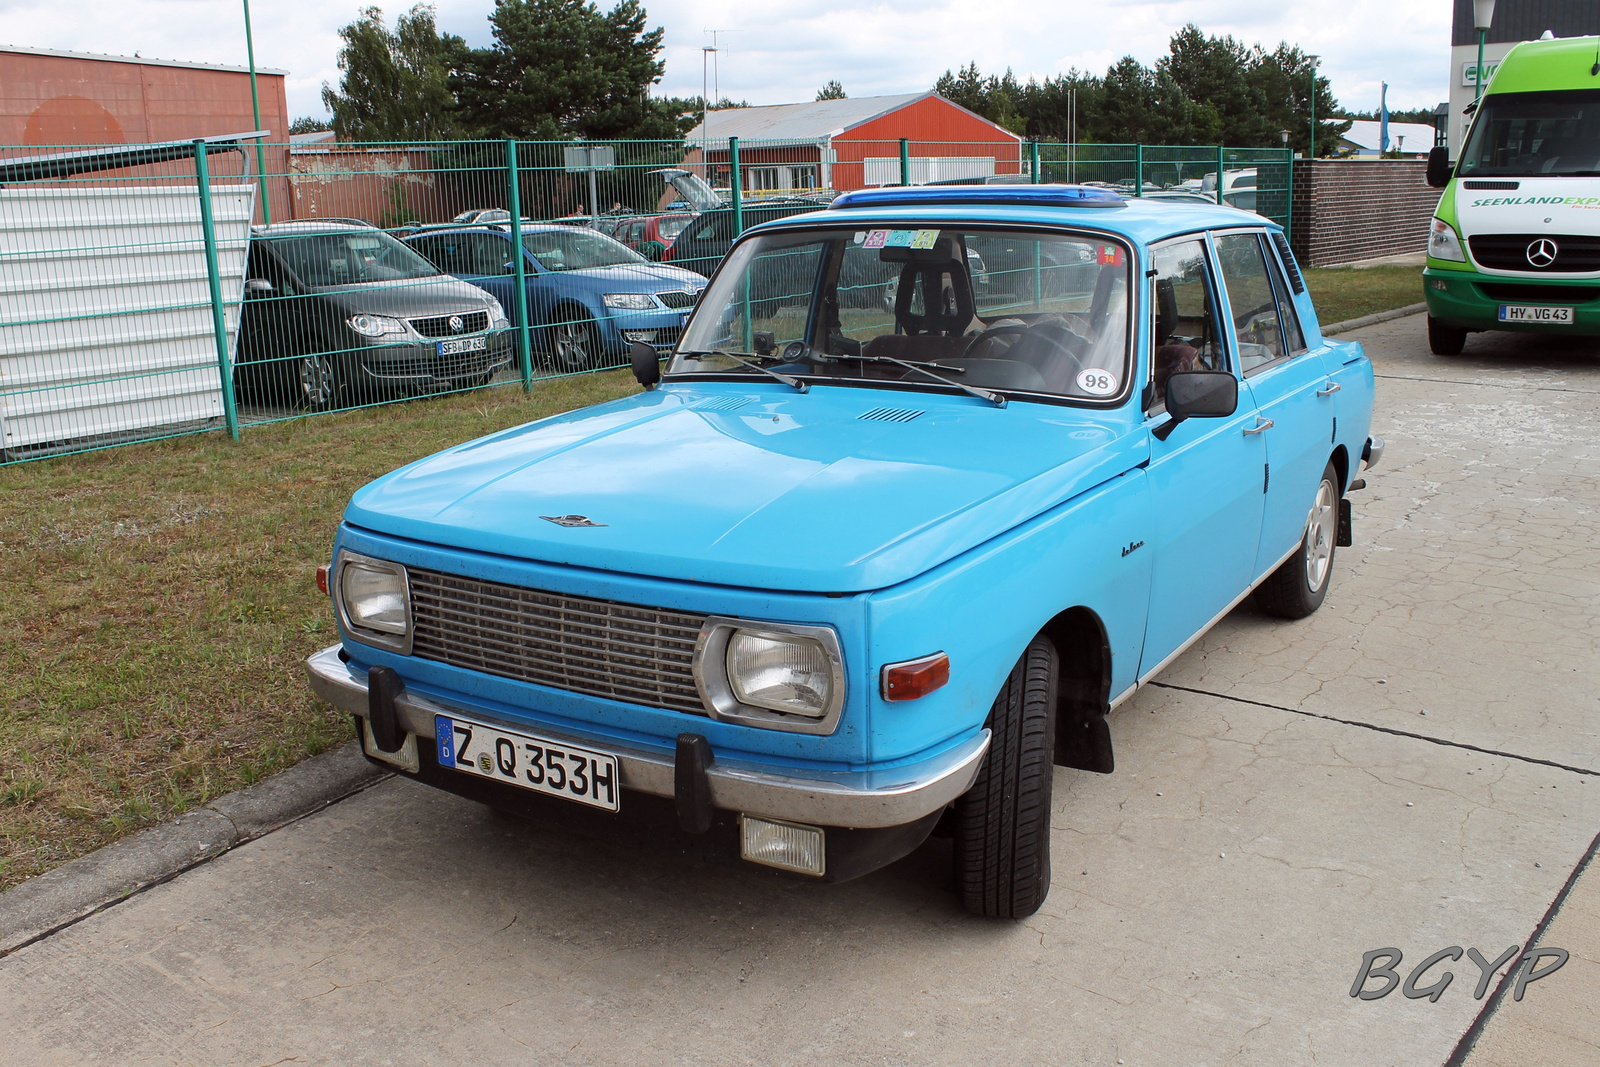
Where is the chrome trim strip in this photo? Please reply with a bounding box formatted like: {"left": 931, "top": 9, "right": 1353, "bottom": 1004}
{"left": 305, "top": 645, "right": 986, "bottom": 828}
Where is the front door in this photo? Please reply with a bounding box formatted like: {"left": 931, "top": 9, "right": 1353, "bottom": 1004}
{"left": 1139, "top": 236, "right": 1268, "bottom": 680}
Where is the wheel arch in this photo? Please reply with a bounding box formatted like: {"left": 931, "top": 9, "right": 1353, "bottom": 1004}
{"left": 1040, "top": 605, "right": 1115, "bottom": 774}
{"left": 1331, "top": 444, "right": 1350, "bottom": 495}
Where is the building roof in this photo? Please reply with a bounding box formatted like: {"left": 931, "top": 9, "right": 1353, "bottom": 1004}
{"left": 685, "top": 92, "right": 1019, "bottom": 144}
{"left": 1340, "top": 120, "right": 1438, "bottom": 153}
{"left": 0, "top": 44, "right": 288, "bottom": 77}
{"left": 290, "top": 130, "right": 337, "bottom": 145}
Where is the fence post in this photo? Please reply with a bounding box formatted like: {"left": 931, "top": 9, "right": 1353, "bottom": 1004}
{"left": 1135, "top": 144, "right": 1144, "bottom": 195}
{"left": 899, "top": 138, "right": 911, "bottom": 186}
{"left": 505, "top": 139, "right": 533, "bottom": 391}
{"left": 1216, "top": 145, "right": 1226, "bottom": 205}
{"left": 194, "top": 141, "right": 240, "bottom": 442}
{"left": 1030, "top": 142, "right": 1040, "bottom": 184}
{"left": 729, "top": 137, "right": 743, "bottom": 234}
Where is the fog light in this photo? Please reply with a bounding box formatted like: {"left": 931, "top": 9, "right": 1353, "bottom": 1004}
{"left": 740, "top": 814, "right": 825, "bottom": 876}
{"left": 622, "top": 329, "right": 657, "bottom": 342}
{"left": 1430, "top": 278, "right": 1449, "bottom": 292}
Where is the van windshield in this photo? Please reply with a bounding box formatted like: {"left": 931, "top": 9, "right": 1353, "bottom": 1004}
{"left": 1459, "top": 88, "right": 1600, "bottom": 177}
{"left": 670, "top": 226, "right": 1132, "bottom": 403}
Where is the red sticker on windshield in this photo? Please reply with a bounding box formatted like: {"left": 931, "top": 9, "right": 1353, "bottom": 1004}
{"left": 1098, "top": 245, "right": 1123, "bottom": 265}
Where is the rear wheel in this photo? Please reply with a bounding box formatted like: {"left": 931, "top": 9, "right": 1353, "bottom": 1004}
{"left": 952, "top": 634, "right": 1057, "bottom": 919}
{"left": 1427, "top": 316, "right": 1467, "bottom": 355}
{"left": 1255, "top": 460, "right": 1339, "bottom": 619}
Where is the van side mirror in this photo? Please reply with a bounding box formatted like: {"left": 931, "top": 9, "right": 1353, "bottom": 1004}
{"left": 1426, "top": 146, "right": 1453, "bottom": 188}
{"left": 630, "top": 339, "right": 662, "bottom": 389}
{"left": 1153, "top": 370, "right": 1238, "bottom": 441}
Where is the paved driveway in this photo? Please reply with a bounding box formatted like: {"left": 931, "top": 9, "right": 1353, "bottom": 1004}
{"left": 3, "top": 316, "right": 1596, "bottom": 1066}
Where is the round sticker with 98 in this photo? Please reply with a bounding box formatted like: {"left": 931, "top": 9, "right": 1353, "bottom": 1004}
{"left": 1075, "top": 368, "right": 1119, "bottom": 396}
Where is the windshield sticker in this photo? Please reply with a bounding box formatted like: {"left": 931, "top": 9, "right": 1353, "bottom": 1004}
{"left": 910, "top": 229, "right": 940, "bottom": 249}
{"left": 1097, "top": 244, "right": 1124, "bottom": 265}
{"left": 863, "top": 229, "right": 889, "bottom": 248}
{"left": 885, "top": 230, "right": 917, "bottom": 247}
{"left": 1076, "top": 368, "right": 1119, "bottom": 396}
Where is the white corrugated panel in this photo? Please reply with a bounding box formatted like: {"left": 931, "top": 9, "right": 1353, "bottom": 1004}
{"left": 0, "top": 182, "right": 254, "bottom": 453}
{"left": 862, "top": 157, "right": 996, "bottom": 187}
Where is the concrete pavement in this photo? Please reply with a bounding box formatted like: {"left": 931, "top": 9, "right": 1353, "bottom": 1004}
{"left": 1, "top": 315, "right": 1595, "bottom": 1065}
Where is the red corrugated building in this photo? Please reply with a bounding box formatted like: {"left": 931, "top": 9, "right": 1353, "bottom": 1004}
{"left": 685, "top": 93, "right": 1024, "bottom": 193}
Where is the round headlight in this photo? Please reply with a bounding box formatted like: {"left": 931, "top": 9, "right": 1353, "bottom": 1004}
{"left": 726, "top": 629, "right": 832, "bottom": 717}
{"left": 341, "top": 561, "right": 409, "bottom": 635}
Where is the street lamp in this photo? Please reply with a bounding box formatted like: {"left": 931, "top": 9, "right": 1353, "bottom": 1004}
{"left": 1308, "top": 55, "right": 1320, "bottom": 159}
{"left": 1474, "top": 0, "right": 1497, "bottom": 101}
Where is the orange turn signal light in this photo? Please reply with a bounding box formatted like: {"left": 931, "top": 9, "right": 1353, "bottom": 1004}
{"left": 881, "top": 652, "right": 950, "bottom": 702}
{"left": 316, "top": 564, "right": 330, "bottom": 596}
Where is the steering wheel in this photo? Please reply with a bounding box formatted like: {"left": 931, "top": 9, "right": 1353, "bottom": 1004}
{"left": 961, "top": 322, "right": 1030, "bottom": 360}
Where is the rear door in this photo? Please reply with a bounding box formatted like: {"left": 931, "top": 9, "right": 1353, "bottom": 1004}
{"left": 1211, "top": 229, "right": 1333, "bottom": 581}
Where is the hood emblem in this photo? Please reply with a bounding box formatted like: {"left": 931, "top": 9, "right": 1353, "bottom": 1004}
{"left": 449, "top": 314, "right": 465, "bottom": 332}
{"left": 1526, "top": 239, "right": 1558, "bottom": 268}
{"left": 541, "top": 514, "right": 607, "bottom": 528}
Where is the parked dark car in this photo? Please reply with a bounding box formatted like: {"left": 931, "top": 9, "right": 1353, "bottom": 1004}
{"left": 237, "top": 221, "right": 514, "bottom": 409}
{"left": 666, "top": 200, "right": 829, "bottom": 277}
{"left": 404, "top": 225, "right": 707, "bottom": 371}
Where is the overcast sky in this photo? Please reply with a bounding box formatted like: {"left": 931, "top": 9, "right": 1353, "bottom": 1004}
{"left": 1, "top": 0, "right": 1452, "bottom": 126}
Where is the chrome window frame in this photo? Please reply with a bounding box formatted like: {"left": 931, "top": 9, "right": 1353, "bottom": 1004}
{"left": 1209, "top": 226, "right": 1296, "bottom": 379}
{"left": 1144, "top": 231, "right": 1234, "bottom": 417}
{"left": 693, "top": 616, "right": 847, "bottom": 735}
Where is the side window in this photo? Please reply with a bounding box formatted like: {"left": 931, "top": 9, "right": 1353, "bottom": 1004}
{"left": 1263, "top": 239, "right": 1307, "bottom": 353}
{"left": 411, "top": 236, "right": 459, "bottom": 275}
{"left": 1214, "top": 232, "right": 1286, "bottom": 375}
{"left": 1149, "top": 238, "right": 1228, "bottom": 411}
{"left": 464, "top": 234, "right": 512, "bottom": 276}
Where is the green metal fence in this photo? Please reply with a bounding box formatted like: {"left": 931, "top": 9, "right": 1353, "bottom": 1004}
{"left": 0, "top": 134, "right": 1293, "bottom": 465}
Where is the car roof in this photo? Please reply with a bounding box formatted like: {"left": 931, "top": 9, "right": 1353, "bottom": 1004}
{"left": 253, "top": 220, "right": 377, "bottom": 236}
{"left": 744, "top": 186, "right": 1277, "bottom": 245}
{"left": 401, "top": 223, "right": 613, "bottom": 240}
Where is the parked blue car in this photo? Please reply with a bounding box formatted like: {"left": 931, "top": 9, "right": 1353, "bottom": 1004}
{"left": 403, "top": 225, "right": 707, "bottom": 371}
{"left": 307, "top": 185, "right": 1381, "bottom": 918}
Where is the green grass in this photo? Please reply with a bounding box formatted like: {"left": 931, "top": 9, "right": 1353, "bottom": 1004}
{"left": 1303, "top": 265, "right": 1425, "bottom": 328}
{"left": 0, "top": 371, "right": 636, "bottom": 890}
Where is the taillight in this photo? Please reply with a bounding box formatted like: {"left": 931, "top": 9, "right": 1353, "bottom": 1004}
{"left": 316, "top": 564, "right": 330, "bottom": 596}
{"left": 880, "top": 652, "right": 950, "bottom": 701}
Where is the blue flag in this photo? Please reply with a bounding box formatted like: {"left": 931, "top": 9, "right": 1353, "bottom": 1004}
{"left": 1380, "top": 82, "right": 1389, "bottom": 153}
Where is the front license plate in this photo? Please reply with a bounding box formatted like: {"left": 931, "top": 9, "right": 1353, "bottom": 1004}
{"left": 1498, "top": 304, "right": 1573, "bottom": 323}
{"left": 437, "top": 335, "right": 489, "bottom": 356}
{"left": 435, "top": 714, "right": 619, "bottom": 811}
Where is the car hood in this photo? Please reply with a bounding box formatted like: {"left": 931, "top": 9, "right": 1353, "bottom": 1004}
{"left": 1455, "top": 176, "right": 1600, "bottom": 238}
{"left": 313, "top": 278, "right": 496, "bottom": 316}
{"left": 552, "top": 262, "right": 706, "bottom": 289}
{"left": 344, "top": 385, "right": 1147, "bottom": 593}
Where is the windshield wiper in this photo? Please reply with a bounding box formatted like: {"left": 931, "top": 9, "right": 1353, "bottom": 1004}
{"left": 682, "top": 350, "right": 808, "bottom": 392}
{"left": 826, "top": 351, "right": 1007, "bottom": 408}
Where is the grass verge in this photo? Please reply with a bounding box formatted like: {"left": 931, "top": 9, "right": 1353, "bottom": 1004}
{"left": 0, "top": 371, "right": 636, "bottom": 890}
{"left": 1304, "top": 264, "right": 1425, "bottom": 327}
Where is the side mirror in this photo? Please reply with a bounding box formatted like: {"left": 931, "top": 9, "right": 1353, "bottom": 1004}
{"left": 1426, "top": 146, "right": 1453, "bottom": 189}
{"left": 244, "top": 277, "right": 275, "bottom": 296}
{"left": 630, "top": 339, "right": 661, "bottom": 389}
{"left": 1153, "top": 370, "right": 1237, "bottom": 441}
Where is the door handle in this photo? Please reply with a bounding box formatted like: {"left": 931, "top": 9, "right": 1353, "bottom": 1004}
{"left": 1316, "top": 382, "right": 1342, "bottom": 397}
{"left": 1243, "top": 417, "right": 1274, "bottom": 436}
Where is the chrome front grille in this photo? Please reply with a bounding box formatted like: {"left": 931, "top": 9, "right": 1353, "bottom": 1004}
{"left": 408, "top": 570, "right": 707, "bottom": 714}
{"left": 410, "top": 310, "right": 490, "bottom": 338}
{"left": 656, "top": 289, "right": 697, "bottom": 309}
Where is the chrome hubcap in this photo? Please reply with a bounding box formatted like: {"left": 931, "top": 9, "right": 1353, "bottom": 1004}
{"left": 299, "top": 357, "right": 334, "bottom": 406}
{"left": 1303, "top": 479, "right": 1336, "bottom": 591}
{"left": 554, "top": 321, "right": 590, "bottom": 368}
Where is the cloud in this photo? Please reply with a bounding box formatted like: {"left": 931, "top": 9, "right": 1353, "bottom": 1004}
{"left": 0, "top": 0, "right": 1452, "bottom": 123}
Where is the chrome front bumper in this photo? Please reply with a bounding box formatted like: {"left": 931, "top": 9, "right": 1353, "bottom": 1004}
{"left": 305, "top": 645, "right": 988, "bottom": 829}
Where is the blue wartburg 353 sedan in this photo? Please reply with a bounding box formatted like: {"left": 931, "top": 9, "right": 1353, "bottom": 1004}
{"left": 306, "top": 185, "right": 1382, "bottom": 919}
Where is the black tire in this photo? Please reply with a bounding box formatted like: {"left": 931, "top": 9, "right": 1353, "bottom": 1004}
{"left": 1427, "top": 315, "right": 1467, "bottom": 355}
{"left": 1254, "top": 460, "right": 1339, "bottom": 619}
{"left": 952, "top": 634, "right": 1057, "bottom": 919}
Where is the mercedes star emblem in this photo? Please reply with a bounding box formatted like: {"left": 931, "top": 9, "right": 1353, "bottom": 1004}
{"left": 448, "top": 314, "right": 465, "bottom": 332}
{"left": 1526, "top": 238, "right": 1558, "bottom": 269}
{"left": 541, "top": 514, "right": 607, "bottom": 527}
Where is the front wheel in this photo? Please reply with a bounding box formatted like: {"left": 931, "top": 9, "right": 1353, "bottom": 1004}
{"left": 1427, "top": 315, "right": 1467, "bottom": 355}
{"left": 1254, "top": 460, "right": 1339, "bottom": 619}
{"left": 297, "top": 354, "right": 339, "bottom": 411}
{"left": 952, "top": 634, "right": 1057, "bottom": 919}
{"left": 549, "top": 311, "right": 601, "bottom": 373}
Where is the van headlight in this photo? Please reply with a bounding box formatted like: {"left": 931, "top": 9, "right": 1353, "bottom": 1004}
{"left": 336, "top": 553, "right": 411, "bottom": 652}
{"left": 694, "top": 618, "right": 845, "bottom": 734}
{"left": 1428, "top": 218, "right": 1467, "bottom": 263}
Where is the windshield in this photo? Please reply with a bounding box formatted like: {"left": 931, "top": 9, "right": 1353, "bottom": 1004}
{"left": 269, "top": 229, "right": 442, "bottom": 287}
{"left": 522, "top": 229, "right": 647, "bottom": 271}
{"left": 670, "top": 226, "right": 1132, "bottom": 402}
{"left": 1459, "top": 88, "right": 1600, "bottom": 177}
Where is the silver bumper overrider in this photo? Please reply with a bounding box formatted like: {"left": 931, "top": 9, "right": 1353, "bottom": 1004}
{"left": 305, "top": 644, "right": 988, "bottom": 829}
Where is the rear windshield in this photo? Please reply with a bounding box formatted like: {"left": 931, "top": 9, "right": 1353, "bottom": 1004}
{"left": 670, "top": 225, "right": 1133, "bottom": 403}
{"left": 1459, "top": 88, "right": 1600, "bottom": 177}
{"left": 267, "top": 229, "right": 441, "bottom": 286}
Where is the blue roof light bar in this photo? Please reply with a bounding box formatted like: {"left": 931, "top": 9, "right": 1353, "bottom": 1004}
{"left": 830, "top": 184, "right": 1126, "bottom": 210}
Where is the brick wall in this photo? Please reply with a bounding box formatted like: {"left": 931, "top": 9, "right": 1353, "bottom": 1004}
{"left": 1290, "top": 159, "right": 1441, "bottom": 267}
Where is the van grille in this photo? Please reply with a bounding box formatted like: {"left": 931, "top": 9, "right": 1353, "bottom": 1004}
{"left": 408, "top": 569, "right": 707, "bottom": 714}
{"left": 1468, "top": 234, "right": 1600, "bottom": 272}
